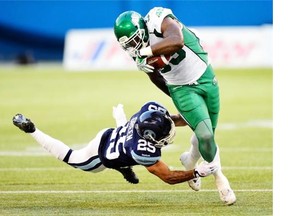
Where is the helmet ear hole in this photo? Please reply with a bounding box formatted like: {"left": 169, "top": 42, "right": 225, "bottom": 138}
{"left": 143, "top": 129, "right": 156, "bottom": 140}
{"left": 135, "top": 110, "right": 176, "bottom": 148}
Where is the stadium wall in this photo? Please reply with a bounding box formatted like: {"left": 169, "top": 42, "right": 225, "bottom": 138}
{"left": 0, "top": 1, "right": 272, "bottom": 63}
{"left": 63, "top": 26, "right": 272, "bottom": 70}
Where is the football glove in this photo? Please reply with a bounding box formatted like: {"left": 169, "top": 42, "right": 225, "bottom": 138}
{"left": 133, "top": 47, "right": 153, "bottom": 59}
{"left": 194, "top": 161, "right": 219, "bottom": 177}
{"left": 112, "top": 104, "right": 127, "bottom": 127}
{"left": 136, "top": 57, "right": 154, "bottom": 73}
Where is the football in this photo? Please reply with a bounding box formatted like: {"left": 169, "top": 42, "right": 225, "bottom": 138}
{"left": 147, "top": 55, "right": 171, "bottom": 70}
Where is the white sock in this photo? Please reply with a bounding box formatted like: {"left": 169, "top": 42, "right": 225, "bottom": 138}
{"left": 30, "top": 128, "right": 70, "bottom": 161}
{"left": 214, "top": 169, "right": 231, "bottom": 190}
{"left": 189, "top": 134, "right": 202, "bottom": 169}
{"left": 212, "top": 146, "right": 231, "bottom": 190}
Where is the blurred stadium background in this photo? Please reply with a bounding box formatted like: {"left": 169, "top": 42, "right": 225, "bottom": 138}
{"left": 0, "top": 0, "right": 272, "bottom": 68}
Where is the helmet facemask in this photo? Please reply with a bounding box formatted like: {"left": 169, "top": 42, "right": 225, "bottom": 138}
{"left": 135, "top": 111, "right": 176, "bottom": 148}
{"left": 119, "top": 28, "right": 148, "bottom": 57}
{"left": 144, "top": 117, "right": 176, "bottom": 148}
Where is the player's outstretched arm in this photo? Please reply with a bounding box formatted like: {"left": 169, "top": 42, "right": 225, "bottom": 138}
{"left": 145, "top": 160, "right": 216, "bottom": 185}
{"left": 170, "top": 114, "right": 187, "bottom": 127}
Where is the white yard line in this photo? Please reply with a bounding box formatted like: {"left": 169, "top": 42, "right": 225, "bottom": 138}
{"left": 0, "top": 189, "right": 272, "bottom": 194}
{"left": 218, "top": 119, "right": 272, "bottom": 130}
{"left": 0, "top": 166, "right": 272, "bottom": 172}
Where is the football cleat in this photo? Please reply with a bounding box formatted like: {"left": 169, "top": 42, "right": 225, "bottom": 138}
{"left": 115, "top": 166, "right": 139, "bottom": 184}
{"left": 180, "top": 152, "right": 201, "bottom": 191}
{"left": 12, "top": 114, "right": 35, "bottom": 133}
{"left": 218, "top": 188, "right": 237, "bottom": 205}
{"left": 187, "top": 177, "right": 201, "bottom": 191}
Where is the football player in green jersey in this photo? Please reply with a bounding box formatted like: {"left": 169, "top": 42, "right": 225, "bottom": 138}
{"left": 114, "top": 7, "right": 236, "bottom": 205}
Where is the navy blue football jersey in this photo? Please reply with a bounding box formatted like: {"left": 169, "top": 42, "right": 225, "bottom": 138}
{"left": 98, "top": 101, "right": 170, "bottom": 169}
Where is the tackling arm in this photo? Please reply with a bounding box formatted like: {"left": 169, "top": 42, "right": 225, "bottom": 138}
{"left": 146, "top": 160, "right": 196, "bottom": 185}
{"left": 146, "top": 160, "right": 218, "bottom": 185}
{"left": 170, "top": 114, "right": 187, "bottom": 127}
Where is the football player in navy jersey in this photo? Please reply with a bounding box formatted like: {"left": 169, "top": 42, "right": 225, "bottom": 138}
{"left": 114, "top": 7, "right": 236, "bottom": 205}
{"left": 12, "top": 101, "right": 217, "bottom": 185}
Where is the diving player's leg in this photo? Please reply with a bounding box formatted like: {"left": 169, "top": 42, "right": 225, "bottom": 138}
{"left": 12, "top": 113, "right": 106, "bottom": 173}
{"left": 13, "top": 113, "right": 70, "bottom": 160}
{"left": 31, "top": 128, "right": 71, "bottom": 161}
{"left": 63, "top": 128, "right": 109, "bottom": 172}
{"left": 31, "top": 127, "right": 106, "bottom": 172}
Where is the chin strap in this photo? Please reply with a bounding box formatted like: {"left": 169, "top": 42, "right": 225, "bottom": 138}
{"left": 112, "top": 104, "right": 127, "bottom": 127}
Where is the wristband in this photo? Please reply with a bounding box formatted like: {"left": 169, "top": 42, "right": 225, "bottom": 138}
{"left": 194, "top": 170, "right": 199, "bottom": 178}
{"left": 139, "top": 46, "right": 153, "bottom": 57}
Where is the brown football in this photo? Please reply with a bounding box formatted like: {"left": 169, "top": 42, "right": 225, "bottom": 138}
{"left": 147, "top": 55, "right": 171, "bottom": 69}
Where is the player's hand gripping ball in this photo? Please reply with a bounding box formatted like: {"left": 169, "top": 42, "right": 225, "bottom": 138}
{"left": 147, "top": 55, "right": 171, "bottom": 70}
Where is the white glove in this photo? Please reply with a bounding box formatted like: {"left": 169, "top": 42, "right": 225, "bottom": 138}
{"left": 112, "top": 104, "right": 127, "bottom": 127}
{"left": 194, "top": 161, "right": 219, "bottom": 177}
{"left": 136, "top": 57, "right": 154, "bottom": 73}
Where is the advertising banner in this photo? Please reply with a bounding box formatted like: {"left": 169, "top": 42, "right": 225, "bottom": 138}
{"left": 63, "top": 26, "right": 272, "bottom": 71}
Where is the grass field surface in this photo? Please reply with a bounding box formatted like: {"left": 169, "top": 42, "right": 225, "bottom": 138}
{"left": 0, "top": 66, "right": 272, "bottom": 215}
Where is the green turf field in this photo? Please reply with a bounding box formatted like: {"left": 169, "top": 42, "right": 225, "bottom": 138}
{"left": 0, "top": 66, "right": 272, "bottom": 215}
